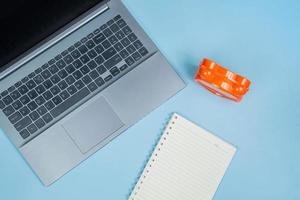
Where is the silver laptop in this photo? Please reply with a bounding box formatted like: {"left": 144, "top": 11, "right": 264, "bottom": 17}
{"left": 0, "top": 0, "right": 185, "bottom": 186}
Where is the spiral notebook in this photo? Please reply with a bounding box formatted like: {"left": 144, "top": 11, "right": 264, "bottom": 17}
{"left": 129, "top": 113, "right": 236, "bottom": 200}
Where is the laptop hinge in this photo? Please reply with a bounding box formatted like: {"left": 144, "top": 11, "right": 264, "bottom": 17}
{"left": 0, "top": 2, "right": 109, "bottom": 80}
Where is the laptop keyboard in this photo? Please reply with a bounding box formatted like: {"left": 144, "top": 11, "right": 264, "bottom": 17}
{"left": 0, "top": 15, "right": 149, "bottom": 140}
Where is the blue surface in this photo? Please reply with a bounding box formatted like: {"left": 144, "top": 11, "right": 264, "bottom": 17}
{"left": 1, "top": 0, "right": 300, "bottom": 199}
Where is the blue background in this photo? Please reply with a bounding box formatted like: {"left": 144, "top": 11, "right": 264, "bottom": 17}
{"left": 1, "top": 0, "right": 299, "bottom": 199}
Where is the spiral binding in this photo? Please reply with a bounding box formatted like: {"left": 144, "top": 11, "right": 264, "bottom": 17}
{"left": 128, "top": 113, "right": 179, "bottom": 200}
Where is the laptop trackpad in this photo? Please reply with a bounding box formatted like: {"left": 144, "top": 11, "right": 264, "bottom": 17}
{"left": 62, "top": 97, "right": 124, "bottom": 154}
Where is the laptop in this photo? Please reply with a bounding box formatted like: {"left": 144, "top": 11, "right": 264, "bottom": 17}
{"left": 0, "top": 0, "right": 185, "bottom": 186}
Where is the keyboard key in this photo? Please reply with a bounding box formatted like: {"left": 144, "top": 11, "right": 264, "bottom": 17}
{"left": 71, "top": 49, "right": 81, "bottom": 59}
{"left": 102, "top": 47, "right": 117, "bottom": 60}
{"left": 87, "top": 33, "right": 94, "bottom": 39}
{"left": 100, "top": 24, "right": 108, "bottom": 30}
{"left": 61, "top": 50, "right": 69, "bottom": 56}
{"left": 10, "top": 90, "right": 21, "bottom": 100}
{"left": 114, "top": 15, "right": 121, "bottom": 21}
{"left": 36, "top": 85, "right": 46, "bottom": 94}
{"left": 35, "top": 96, "right": 46, "bottom": 105}
{"left": 127, "top": 44, "right": 136, "bottom": 54}
{"left": 133, "top": 40, "right": 143, "bottom": 49}
{"left": 64, "top": 55, "right": 74, "bottom": 64}
{"left": 3, "top": 95, "right": 13, "bottom": 105}
{"left": 108, "top": 35, "right": 118, "bottom": 45}
{"left": 52, "top": 96, "right": 62, "bottom": 105}
{"left": 58, "top": 69, "right": 68, "bottom": 79}
{"left": 41, "top": 70, "right": 51, "bottom": 79}
{"left": 68, "top": 45, "right": 75, "bottom": 52}
{"left": 0, "top": 100, "right": 5, "bottom": 109}
{"left": 74, "top": 41, "right": 81, "bottom": 48}
{"left": 94, "top": 29, "right": 100, "bottom": 34}
{"left": 28, "top": 101, "right": 38, "bottom": 111}
{"left": 28, "top": 72, "right": 35, "bottom": 78}
{"left": 56, "top": 60, "right": 66, "bottom": 69}
{"left": 96, "top": 65, "right": 107, "bottom": 75}
{"left": 128, "top": 33, "right": 138, "bottom": 42}
{"left": 81, "top": 37, "right": 88, "bottom": 43}
{"left": 66, "top": 75, "right": 76, "bottom": 85}
{"left": 42, "top": 113, "right": 53, "bottom": 123}
{"left": 27, "top": 124, "right": 38, "bottom": 134}
{"left": 95, "top": 55, "right": 105, "bottom": 65}
{"left": 104, "top": 75, "right": 113, "bottom": 82}
{"left": 95, "top": 77, "right": 105, "bottom": 87}
{"left": 26, "top": 80, "right": 36, "bottom": 90}
{"left": 45, "top": 101, "right": 55, "bottom": 110}
{"left": 42, "top": 63, "right": 49, "bottom": 70}
{"left": 3, "top": 105, "right": 15, "bottom": 116}
{"left": 21, "top": 77, "right": 29, "bottom": 83}
{"left": 120, "top": 64, "right": 128, "bottom": 71}
{"left": 125, "top": 56, "right": 135, "bottom": 66}
{"left": 8, "top": 86, "right": 15, "bottom": 92}
{"left": 122, "top": 26, "right": 132, "bottom": 35}
{"left": 87, "top": 49, "right": 97, "bottom": 59}
{"left": 80, "top": 66, "right": 90, "bottom": 75}
{"left": 114, "top": 42, "right": 124, "bottom": 51}
{"left": 14, "top": 116, "right": 32, "bottom": 131}
{"left": 20, "top": 106, "right": 30, "bottom": 116}
{"left": 89, "top": 70, "right": 99, "bottom": 80}
{"left": 120, "top": 49, "right": 129, "bottom": 59}
{"left": 139, "top": 47, "right": 149, "bottom": 56}
{"left": 50, "top": 86, "right": 61, "bottom": 95}
{"left": 18, "top": 85, "right": 29, "bottom": 95}
{"left": 67, "top": 85, "right": 77, "bottom": 95}
{"left": 35, "top": 118, "right": 45, "bottom": 129}
{"left": 93, "top": 33, "right": 106, "bottom": 44}
{"left": 80, "top": 55, "right": 90, "bottom": 64}
{"left": 37, "top": 106, "right": 47, "bottom": 116}
{"left": 60, "top": 90, "right": 70, "bottom": 100}
{"left": 8, "top": 112, "right": 22, "bottom": 124}
{"left": 28, "top": 90, "right": 38, "bottom": 99}
{"left": 29, "top": 111, "right": 39, "bottom": 121}
{"left": 78, "top": 45, "right": 88, "bottom": 54}
{"left": 1, "top": 90, "right": 8, "bottom": 97}
{"left": 103, "top": 28, "right": 113, "bottom": 37}
{"left": 20, "top": 95, "right": 30, "bottom": 105}
{"left": 51, "top": 87, "right": 90, "bottom": 118}
{"left": 50, "top": 74, "right": 60, "bottom": 84}
{"left": 121, "top": 37, "right": 130, "bottom": 47}
{"left": 87, "top": 82, "right": 98, "bottom": 92}
{"left": 87, "top": 60, "right": 97, "bottom": 70}
{"left": 115, "top": 31, "right": 125, "bottom": 40}
{"left": 107, "top": 19, "right": 114, "bottom": 26}
{"left": 35, "top": 67, "right": 42, "bottom": 74}
{"left": 102, "top": 40, "right": 111, "bottom": 48}
{"left": 110, "top": 67, "right": 120, "bottom": 76}
{"left": 55, "top": 54, "right": 62, "bottom": 61}
{"left": 58, "top": 80, "right": 68, "bottom": 90}
{"left": 20, "top": 129, "right": 30, "bottom": 139}
{"left": 66, "top": 64, "right": 76, "bottom": 73}
{"left": 33, "top": 75, "right": 44, "bottom": 84}
{"left": 110, "top": 24, "right": 120, "bottom": 33}
{"left": 85, "top": 40, "right": 96, "bottom": 49}
{"left": 116, "top": 19, "right": 126, "bottom": 28}
{"left": 73, "top": 70, "right": 83, "bottom": 80}
{"left": 104, "top": 55, "right": 122, "bottom": 69}
{"left": 12, "top": 100, "right": 22, "bottom": 110}
{"left": 43, "top": 91, "right": 53, "bottom": 101}
{"left": 49, "top": 65, "right": 59, "bottom": 74}
{"left": 48, "top": 59, "right": 56, "bottom": 65}
{"left": 82, "top": 75, "right": 92, "bottom": 85}
{"left": 74, "top": 80, "right": 85, "bottom": 90}
{"left": 43, "top": 79, "right": 53, "bottom": 89}
{"left": 15, "top": 81, "right": 22, "bottom": 88}
{"left": 95, "top": 44, "right": 104, "bottom": 54}
{"left": 73, "top": 59, "right": 83, "bottom": 69}
{"left": 132, "top": 52, "right": 142, "bottom": 61}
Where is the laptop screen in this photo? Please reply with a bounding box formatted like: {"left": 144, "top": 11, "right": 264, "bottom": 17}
{"left": 0, "top": 0, "right": 104, "bottom": 71}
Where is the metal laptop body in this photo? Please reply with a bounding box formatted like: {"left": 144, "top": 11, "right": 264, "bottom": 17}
{"left": 0, "top": 0, "right": 185, "bottom": 186}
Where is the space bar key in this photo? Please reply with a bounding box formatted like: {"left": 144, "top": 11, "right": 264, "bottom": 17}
{"left": 50, "top": 87, "right": 91, "bottom": 118}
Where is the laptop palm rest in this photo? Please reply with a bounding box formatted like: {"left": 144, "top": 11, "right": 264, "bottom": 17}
{"left": 62, "top": 97, "right": 124, "bottom": 154}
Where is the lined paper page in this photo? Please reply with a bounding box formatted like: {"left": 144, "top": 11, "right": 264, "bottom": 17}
{"left": 129, "top": 113, "right": 236, "bottom": 200}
